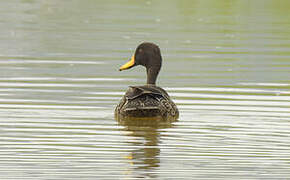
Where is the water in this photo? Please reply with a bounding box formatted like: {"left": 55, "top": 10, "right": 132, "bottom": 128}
{"left": 0, "top": 0, "right": 290, "bottom": 179}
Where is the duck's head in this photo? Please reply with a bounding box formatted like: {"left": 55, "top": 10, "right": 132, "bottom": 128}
{"left": 119, "top": 42, "right": 162, "bottom": 85}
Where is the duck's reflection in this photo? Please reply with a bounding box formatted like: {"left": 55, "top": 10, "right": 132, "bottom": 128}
{"left": 117, "top": 117, "right": 176, "bottom": 178}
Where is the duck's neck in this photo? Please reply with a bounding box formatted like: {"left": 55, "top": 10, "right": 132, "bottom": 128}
{"left": 146, "top": 67, "right": 160, "bottom": 85}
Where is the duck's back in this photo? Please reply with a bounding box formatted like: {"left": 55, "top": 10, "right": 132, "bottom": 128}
{"left": 115, "top": 85, "right": 178, "bottom": 120}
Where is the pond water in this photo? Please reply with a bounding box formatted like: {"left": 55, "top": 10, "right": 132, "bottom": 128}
{"left": 0, "top": 0, "right": 290, "bottom": 179}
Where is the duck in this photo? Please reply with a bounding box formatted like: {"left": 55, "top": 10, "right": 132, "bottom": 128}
{"left": 115, "top": 42, "right": 179, "bottom": 121}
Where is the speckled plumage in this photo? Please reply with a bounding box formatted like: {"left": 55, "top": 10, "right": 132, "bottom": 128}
{"left": 115, "top": 85, "right": 178, "bottom": 120}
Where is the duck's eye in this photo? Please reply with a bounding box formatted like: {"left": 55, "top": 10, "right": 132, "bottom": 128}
{"left": 138, "top": 48, "right": 143, "bottom": 53}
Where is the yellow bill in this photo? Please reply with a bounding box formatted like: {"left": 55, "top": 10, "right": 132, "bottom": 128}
{"left": 119, "top": 55, "right": 135, "bottom": 71}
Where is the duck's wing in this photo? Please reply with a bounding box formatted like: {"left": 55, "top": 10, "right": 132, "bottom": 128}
{"left": 125, "top": 85, "right": 170, "bottom": 100}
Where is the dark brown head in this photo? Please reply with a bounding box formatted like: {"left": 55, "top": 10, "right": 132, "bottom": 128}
{"left": 119, "top": 42, "right": 162, "bottom": 85}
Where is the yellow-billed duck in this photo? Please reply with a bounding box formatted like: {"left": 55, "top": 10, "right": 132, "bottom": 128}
{"left": 115, "top": 42, "right": 179, "bottom": 120}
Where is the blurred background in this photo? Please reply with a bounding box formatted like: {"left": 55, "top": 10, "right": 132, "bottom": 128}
{"left": 0, "top": 0, "right": 290, "bottom": 179}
